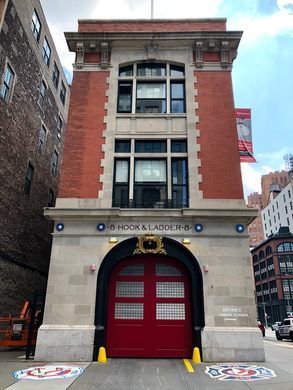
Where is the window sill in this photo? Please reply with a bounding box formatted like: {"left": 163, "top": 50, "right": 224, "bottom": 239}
{"left": 116, "top": 113, "right": 187, "bottom": 119}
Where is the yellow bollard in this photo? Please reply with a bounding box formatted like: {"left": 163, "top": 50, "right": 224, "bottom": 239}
{"left": 98, "top": 346, "right": 107, "bottom": 363}
{"left": 192, "top": 347, "right": 201, "bottom": 363}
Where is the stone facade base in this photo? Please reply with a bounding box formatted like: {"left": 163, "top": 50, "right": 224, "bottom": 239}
{"left": 201, "top": 327, "right": 265, "bottom": 362}
{"left": 35, "top": 325, "right": 95, "bottom": 361}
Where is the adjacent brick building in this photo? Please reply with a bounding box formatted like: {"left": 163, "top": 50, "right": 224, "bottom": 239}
{"left": 0, "top": 0, "right": 69, "bottom": 315}
{"left": 247, "top": 192, "right": 264, "bottom": 247}
{"left": 251, "top": 228, "right": 293, "bottom": 324}
{"left": 261, "top": 170, "right": 289, "bottom": 207}
{"left": 36, "top": 18, "right": 263, "bottom": 362}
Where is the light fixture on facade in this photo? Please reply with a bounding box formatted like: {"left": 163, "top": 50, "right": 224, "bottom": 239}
{"left": 109, "top": 237, "right": 118, "bottom": 243}
{"left": 182, "top": 238, "right": 191, "bottom": 244}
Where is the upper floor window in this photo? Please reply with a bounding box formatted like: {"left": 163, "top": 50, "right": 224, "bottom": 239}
{"left": 42, "top": 37, "right": 51, "bottom": 66}
{"left": 38, "top": 80, "right": 47, "bottom": 107}
{"left": 57, "top": 115, "right": 63, "bottom": 139}
{"left": 24, "top": 162, "right": 34, "bottom": 194}
{"left": 112, "top": 138, "right": 188, "bottom": 208}
{"left": 52, "top": 150, "right": 59, "bottom": 176}
{"left": 38, "top": 125, "right": 47, "bottom": 153}
{"left": 117, "top": 63, "right": 185, "bottom": 114}
{"left": 31, "top": 9, "right": 41, "bottom": 42}
{"left": 52, "top": 62, "right": 60, "bottom": 89}
{"left": 0, "top": 63, "right": 15, "bottom": 102}
{"left": 60, "top": 81, "right": 66, "bottom": 105}
{"left": 277, "top": 242, "right": 293, "bottom": 252}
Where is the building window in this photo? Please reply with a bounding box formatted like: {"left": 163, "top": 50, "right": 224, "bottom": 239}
{"left": 282, "top": 279, "right": 293, "bottom": 300}
{"left": 31, "top": 9, "right": 41, "bottom": 42}
{"left": 38, "top": 80, "right": 47, "bottom": 107}
{"left": 42, "top": 37, "right": 51, "bottom": 66}
{"left": 60, "top": 81, "right": 66, "bottom": 105}
{"left": 52, "top": 150, "right": 59, "bottom": 176}
{"left": 277, "top": 242, "right": 293, "bottom": 252}
{"left": 267, "top": 257, "right": 275, "bottom": 277}
{"left": 24, "top": 163, "right": 34, "bottom": 194}
{"left": 171, "top": 140, "right": 187, "bottom": 153}
{"left": 134, "top": 159, "right": 167, "bottom": 208}
{"left": 38, "top": 125, "right": 46, "bottom": 152}
{"left": 48, "top": 189, "right": 55, "bottom": 207}
{"left": 0, "top": 63, "right": 15, "bottom": 102}
{"left": 117, "top": 62, "right": 185, "bottom": 114}
{"left": 112, "top": 138, "right": 188, "bottom": 208}
{"left": 57, "top": 115, "right": 63, "bottom": 139}
{"left": 135, "top": 140, "right": 167, "bottom": 153}
{"left": 278, "top": 254, "right": 293, "bottom": 275}
{"left": 115, "top": 140, "right": 131, "bottom": 153}
{"left": 52, "top": 62, "right": 60, "bottom": 89}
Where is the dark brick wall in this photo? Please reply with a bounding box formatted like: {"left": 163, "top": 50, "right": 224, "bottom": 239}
{"left": 0, "top": 1, "right": 66, "bottom": 315}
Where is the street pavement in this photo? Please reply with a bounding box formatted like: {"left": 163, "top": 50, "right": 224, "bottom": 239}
{"left": 0, "top": 329, "right": 292, "bottom": 390}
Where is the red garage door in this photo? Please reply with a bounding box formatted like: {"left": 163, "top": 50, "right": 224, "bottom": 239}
{"left": 106, "top": 255, "right": 192, "bottom": 357}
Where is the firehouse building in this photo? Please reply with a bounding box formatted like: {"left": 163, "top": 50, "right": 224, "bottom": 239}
{"left": 35, "top": 19, "right": 264, "bottom": 362}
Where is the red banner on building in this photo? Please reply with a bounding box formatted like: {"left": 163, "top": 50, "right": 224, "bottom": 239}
{"left": 236, "top": 108, "right": 256, "bottom": 163}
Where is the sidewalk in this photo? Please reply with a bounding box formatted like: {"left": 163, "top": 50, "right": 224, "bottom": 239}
{"left": 1, "top": 339, "right": 293, "bottom": 390}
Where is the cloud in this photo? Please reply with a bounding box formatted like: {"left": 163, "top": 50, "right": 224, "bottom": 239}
{"left": 46, "top": 22, "right": 75, "bottom": 82}
{"left": 227, "top": 1, "right": 293, "bottom": 44}
{"left": 241, "top": 148, "right": 290, "bottom": 198}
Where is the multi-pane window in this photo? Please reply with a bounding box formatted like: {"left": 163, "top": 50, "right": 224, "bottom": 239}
{"left": 278, "top": 254, "right": 293, "bottom": 275}
{"left": 112, "top": 139, "right": 188, "bottom": 208}
{"left": 260, "top": 261, "right": 267, "bottom": 280}
{"left": 52, "top": 62, "right": 60, "bottom": 88}
{"left": 60, "top": 81, "right": 66, "bottom": 105}
{"left": 31, "top": 9, "right": 41, "bottom": 42}
{"left": 52, "top": 150, "right": 59, "bottom": 176}
{"left": 282, "top": 279, "right": 293, "bottom": 300}
{"left": 57, "top": 115, "right": 62, "bottom": 139}
{"left": 38, "top": 80, "right": 46, "bottom": 107}
{"left": 0, "top": 63, "right": 15, "bottom": 102}
{"left": 117, "top": 63, "right": 185, "bottom": 114}
{"left": 277, "top": 242, "right": 293, "bottom": 252}
{"left": 254, "top": 264, "right": 260, "bottom": 282}
{"left": 38, "top": 125, "right": 46, "bottom": 152}
{"left": 42, "top": 37, "right": 51, "bottom": 66}
{"left": 24, "top": 163, "right": 34, "bottom": 194}
{"left": 267, "top": 257, "right": 275, "bottom": 277}
{"left": 270, "top": 280, "right": 278, "bottom": 300}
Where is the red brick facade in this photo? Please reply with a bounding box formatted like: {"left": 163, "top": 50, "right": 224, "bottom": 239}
{"left": 78, "top": 20, "right": 227, "bottom": 33}
{"left": 61, "top": 19, "right": 243, "bottom": 201}
{"left": 196, "top": 71, "right": 243, "bottom": 199}
{"left": 59, "top": 71, "right": 108, "bottom": 198}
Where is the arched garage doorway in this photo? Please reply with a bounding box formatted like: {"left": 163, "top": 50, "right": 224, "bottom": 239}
{"left": 93, "top": 236, "right": 204, "bottom": 360}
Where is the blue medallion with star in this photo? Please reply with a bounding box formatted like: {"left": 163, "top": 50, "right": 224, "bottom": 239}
{"left": 194, "top": 223, "right": 203, "bottom": 232}
{"left": 97, "top": 223, "right": 106, "bottom": 232}
{"left": 235, "top": 224, "right": 245, "bottom": 233}
{"left": 56, "top": 223, "right": 64, "bottom": 232}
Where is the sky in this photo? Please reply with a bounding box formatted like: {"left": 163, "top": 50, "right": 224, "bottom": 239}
{"left": 40, "top": 0, "right": 293, "bottom": 199}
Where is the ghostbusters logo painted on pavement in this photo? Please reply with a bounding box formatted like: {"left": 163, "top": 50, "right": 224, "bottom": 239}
{"left": 205, "top": 364, "right": 276, "bottom": 381}
{"left": 13, "top": 365, "right": 84, "bottom": 380}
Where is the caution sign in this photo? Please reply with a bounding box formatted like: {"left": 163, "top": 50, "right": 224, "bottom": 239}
{"left": 205, "top": 364, "right": 276, "bottom": 381}
{"left": 13, "top": 365, "right": 84, "bottom": 380}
